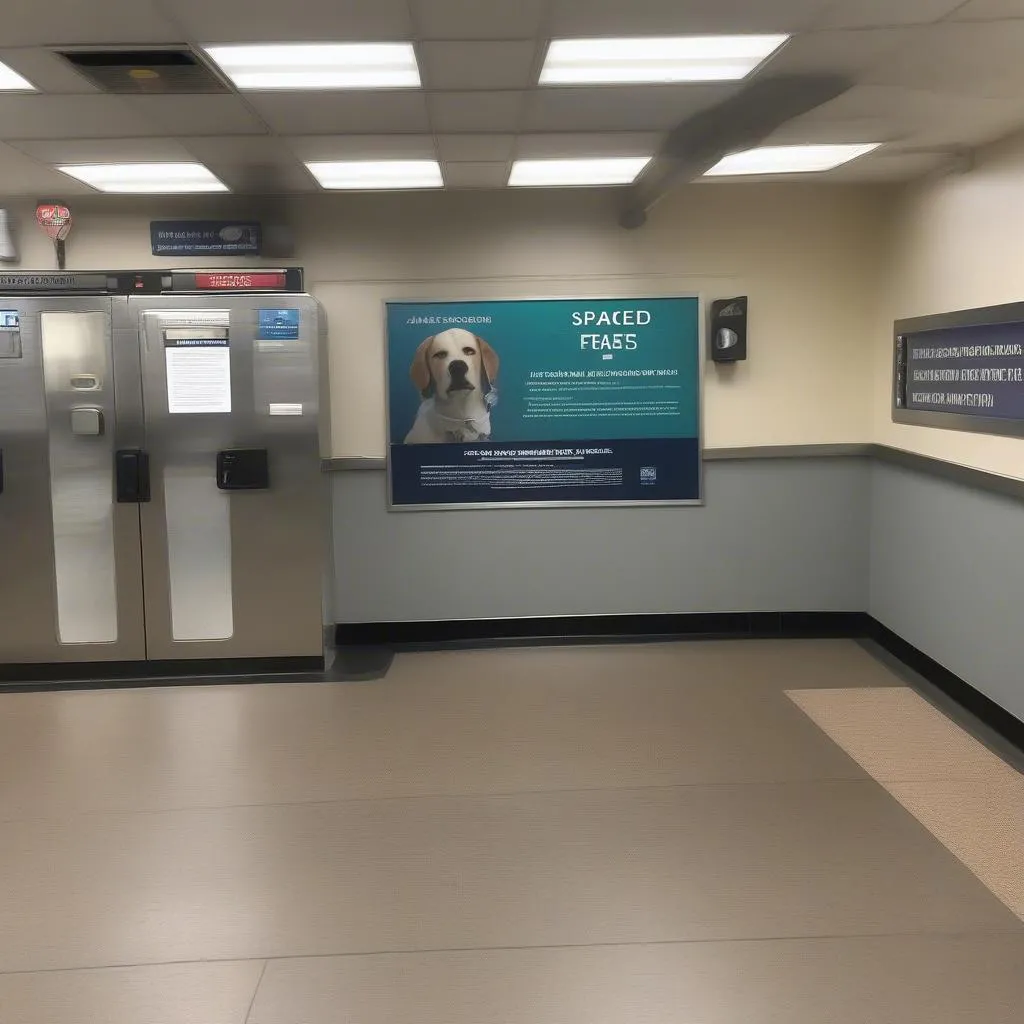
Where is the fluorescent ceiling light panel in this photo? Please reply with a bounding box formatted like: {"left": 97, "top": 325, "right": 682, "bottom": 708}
{"left": 306, "top": 160, "right": 443, "bottom": 190}
{"left": 704, "top": 143, "right": 881, "bottom": 176}
{"left": 57, "top": 163, "right": 229, "bottom": 193}
{"left": 0, "top": 60, "right": 34, "bottom": 90}
{"left": 540, "top": 35, "right": 788, "bottom": 84}
{"left": 203, "top": 43, "right": 420, "bottom": 90}
{"left": 509, "top": 157, "right": 651, "bottom": 187}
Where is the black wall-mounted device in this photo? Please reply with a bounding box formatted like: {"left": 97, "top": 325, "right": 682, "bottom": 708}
{"left": 710, "top": 297, "right": 748, "bottom": 363}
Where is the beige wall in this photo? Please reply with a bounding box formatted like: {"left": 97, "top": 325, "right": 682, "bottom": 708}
{"left": 877, "top": 130, "right": 1024, "bottom": 478}
{"left": 3, "top": 184, "right": 891, "bottom": 458}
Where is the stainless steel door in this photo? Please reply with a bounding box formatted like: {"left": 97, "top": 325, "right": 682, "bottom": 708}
{"left": 131, "top": 294, "right": 324, "bottom": 661}
{"left": 0, "top": 296, "right": 147, "bottom": 663}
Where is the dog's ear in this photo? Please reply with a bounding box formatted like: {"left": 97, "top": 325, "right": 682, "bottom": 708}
{"left": 477, "top": 336, "right": 499, "bottom": 388}
{"left": 410, "top": 336, "right": 434, "bottom": 395}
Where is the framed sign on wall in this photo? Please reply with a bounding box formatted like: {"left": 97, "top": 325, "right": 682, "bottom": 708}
{"left": 385, "top": 296, "right": 702, "bottom": 510}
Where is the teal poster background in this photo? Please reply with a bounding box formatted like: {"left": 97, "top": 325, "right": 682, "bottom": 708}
{"left": 386, "top": 297, "right": 701, "bottom": 507}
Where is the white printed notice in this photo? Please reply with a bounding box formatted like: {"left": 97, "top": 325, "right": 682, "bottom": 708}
{"left": 164, "top": 336, "right": 232, "bottom": 414}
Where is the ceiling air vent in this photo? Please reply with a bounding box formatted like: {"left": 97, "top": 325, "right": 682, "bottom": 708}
{"left": 59, "top": 49, "right": 230, "bottom": 94}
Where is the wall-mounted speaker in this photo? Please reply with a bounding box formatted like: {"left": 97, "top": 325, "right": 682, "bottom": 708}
{"left": 710, "top": 296, "right": 747, "bottom": 363}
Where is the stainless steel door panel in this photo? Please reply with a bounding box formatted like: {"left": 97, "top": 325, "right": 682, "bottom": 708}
{"left": 131, "top": 294, "right": 324, "bottom": 661}
{"left": 0, "top": 297, "right": 146, "bottom": 664}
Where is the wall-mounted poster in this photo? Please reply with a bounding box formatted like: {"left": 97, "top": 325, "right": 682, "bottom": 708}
{"left": 386, "top": 297, "right": 701, "bottom": 509}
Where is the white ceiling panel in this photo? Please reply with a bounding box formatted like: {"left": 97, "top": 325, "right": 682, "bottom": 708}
{"left": 285, "top": 134, "right": 436, "bottom": 160}
{"left": 411, "top": 0, "right": 550, "bottom": 40}
{"left": 0, "top": 141, "right": 94, "bottom": 195}
{"left": 442, "top": 162, "right": 511, "bottom": 188}
{"left": 0, "top": 95, "right": 155, "bottom": 140}
{"left": 121, "top": 95, "right": 267, "bottom": 136}
{"left": 765, "top": 28, "right": 914, "bottom": 75}
{"left": 428, "top": 92, "right": 528, "bottom": 133}
{"left": 180, "top": 135, "right": 297, "bottom": 164}
{"left": 10, "top": 137, "right": 194, "bottom": 163}
{"left": 822, "top": 150, "right": 945, "bottom": 180}
{"left": 864, "top": 20, "right": 1024, "bottom": 98}
{"left": 766, "top": 116, "right": 902, "bottom": 145}
{"left": 0, "top": 1, "right": 179, "bottom": 47}
{"left": 523, "top": 84, "right": 733, "bottom": 132}
{"left": 208, "top": 161, "right": 316, "bottom": 194}
{"left": 247, "top": 92, "right": 431, "bottom": 134}
{"left": 418, "top": 41, "right": 540, "bottom": 91}
{"left": 948, "top": 0, "right": 1024, "bottom": 19}
{"left": 0, "top": 49, "right": 99, "bottom": 94}
{"left": 514, "top": 132, "right": 663, "bottom": 157}
{"left": 169, "top": 0, "right": 414, "bottom": 43}
{"left": 550, "top": 0, "right": 829, "bottom": 35}
{"left": 814, "top": 0, "right": 967, "bottom": 28}
{"left": 435, "top": 134, "right": 516, "bottom": 161}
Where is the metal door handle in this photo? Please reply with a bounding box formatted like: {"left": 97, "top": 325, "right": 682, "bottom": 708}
{"left": 115, "top": 449, "right": 151, "bottom": 503}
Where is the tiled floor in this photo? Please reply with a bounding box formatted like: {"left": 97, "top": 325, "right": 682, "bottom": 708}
{"left": 0, "top": 639, "right": 1021, "bottom": 1023}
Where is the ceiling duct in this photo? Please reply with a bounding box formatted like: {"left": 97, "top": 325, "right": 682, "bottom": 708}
{"left": 618, "top": 73, "right": 852, "bottom": 229}
{"left": 59, "top": 49, "right": 229, "bottom": 94}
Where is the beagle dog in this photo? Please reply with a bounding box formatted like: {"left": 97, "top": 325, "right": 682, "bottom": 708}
{"left": 404, "top": 327, "right": 500, "bottom": 444}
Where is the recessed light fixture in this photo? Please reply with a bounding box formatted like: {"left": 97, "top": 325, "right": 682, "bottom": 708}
{"left": 306, "top": 160, "right": 443, "bottom": 190}
{"left": 539, "top": 35, "right": 789, "bottom": 85}
{"left": 204, "top": 43, "right": 420, "bottom": 90}
{"left": 508, "top": 157, "right": 652, "bottom": 187}
{"left": 0, "top": 60, "right": 35, "bottom": 91}
{"left": 704, "top": 143, "right": 881, "bottom": 176}
{"left": 57, "top": 163, "right": 229, "bottom": 193}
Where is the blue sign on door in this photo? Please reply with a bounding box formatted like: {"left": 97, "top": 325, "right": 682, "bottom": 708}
{"left": 258, "top": 308, "right": 300, "bottom": 340}
{"left": 151, "top": 221, "right": 262, "bottom": 256}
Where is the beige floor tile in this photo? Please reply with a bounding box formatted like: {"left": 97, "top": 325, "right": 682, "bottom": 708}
{"left": 887, "top": 776, "right": 1024, "bottom": 920}
{"left": 786, "top": 686, "right": 1019, "bottom": 782}
{"left": 0, "top": 961, "right": 263, "bottom": 1024}
{"left": 0, "top": 782, "right": 1015, "bottom": 973}
{"left": 0, "top": 641, "right": 884, "bottom": 820}
{"left": 249, "top": 935, "right": 1024, "bottom": 1024}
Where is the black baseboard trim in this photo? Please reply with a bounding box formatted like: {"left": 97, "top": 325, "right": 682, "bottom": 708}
{"left": 0, "top": 655, "right": 325, "bottom": 690}
{"left": 335, "top": 611, "right": 873, "bottom": 649}
{"left": 867, "top": 620, "right": 1024, "bottom": 754}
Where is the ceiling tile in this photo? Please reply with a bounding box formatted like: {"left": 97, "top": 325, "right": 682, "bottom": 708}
{"left": 0, "top": 49, "right": 99, "bottom": 94}
{"left": 523, "top": 84, "right": 732, "bottom": 132}
{"left": 120, "top": 95, "right": 267, "bottom": 136}
{"left": 864, "top": 21, "right": 1024, "bottom": 98}
{"left": 0, "top": 141, "right": 93, "bottom": 196}
{"left": 0, "top": 0, "right": 178, "bottom": 46}
{"left": 285, "top": 135, "right": 436, "bottom": 160}
{"left": 765, "top": 27, "right": 915, "bottom": 75}
{"left": 418, "top": 41, "right": 540, "bottom": 90}
{"left": 428, "top": 92, "right": 527, "bottom": 132}
{"left": 814, "top": 0, "right": 967, "bottom": 27}
{"left": 550, "top": 0, "right": 828, "bottom": 35}
{"left": 411, "top": 0, "right": 549, "bottom": 40}
{"left": 442, "top": 162, "right": 510, "bottom": 188}
{"left": 822, "top": 151, "right": 945, "bottom": 181}
{"left": 247, "top": 92, "right": 430, "bottom": 134}
{"left": 179, "top": 136, "right": 315, "bottom": 193}
{"left": 171, "top": 0, "right": 414, "bottom": 42}
{"left": 514, "top": 132, "right": 663, "bottom": 157}
{"left": 765, "top": 117, "right": 901, "bottom": 145}
{"left": 435, "top": 134, "right": 516, "bottom": 161}
{"left": 11, "top": 138, "right": 193, "bottom": 162}
{"left": 946, "top": 0, "right": 1024, "bottom": 18}
{"left": 0, "top": 95, "right": 154, "bottom": 140}
{"left": 180, "top": 136, "right": 295, "bottom": 163}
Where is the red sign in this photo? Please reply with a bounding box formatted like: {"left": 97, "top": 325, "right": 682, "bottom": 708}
{"left": 194, "top": 272, "right": 287, "bottom": 290}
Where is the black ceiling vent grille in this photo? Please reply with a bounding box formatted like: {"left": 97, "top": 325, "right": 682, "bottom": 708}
{"left": 59, "top": 49, "right": 230, "bottom": 94}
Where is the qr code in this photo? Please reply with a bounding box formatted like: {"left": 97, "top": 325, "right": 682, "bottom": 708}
{"left": 640, "top": 466, "right": 657, "bottom": 484}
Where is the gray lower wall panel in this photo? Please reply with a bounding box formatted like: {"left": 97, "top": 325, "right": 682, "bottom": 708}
{"left": 869, "top": 460, "right": 1024, "bottom": 724}
{"left": 332, "top": 458, "right": 871, "bottom": 623}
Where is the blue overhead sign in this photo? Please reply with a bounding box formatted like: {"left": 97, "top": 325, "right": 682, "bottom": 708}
{"left": 151, "top": 221, "right": 262, "bottom": 256}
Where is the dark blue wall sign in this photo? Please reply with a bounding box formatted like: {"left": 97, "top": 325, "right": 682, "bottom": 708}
{"left": 258, "top": 308, "right": 300, "bottom": 340}
{"left": 904, "top": 320, "right": 1024, "bottom": 420}
{"left": 151, "top": 221, "right": 262, "bottom": 256}
{"left": 386, "top": 297, "right": 702, "bottom": 509}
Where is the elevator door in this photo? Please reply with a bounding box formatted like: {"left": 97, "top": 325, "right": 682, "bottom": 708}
{"left": 0, "top": 297, "right": 147, "bottom": 664}
{"left": 132, "top": 294, "right": 324, "bottom": 662}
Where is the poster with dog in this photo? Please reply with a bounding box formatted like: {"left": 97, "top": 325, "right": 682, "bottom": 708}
{"left": 386, "top": 297, "right": 701, "bottom": 509}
